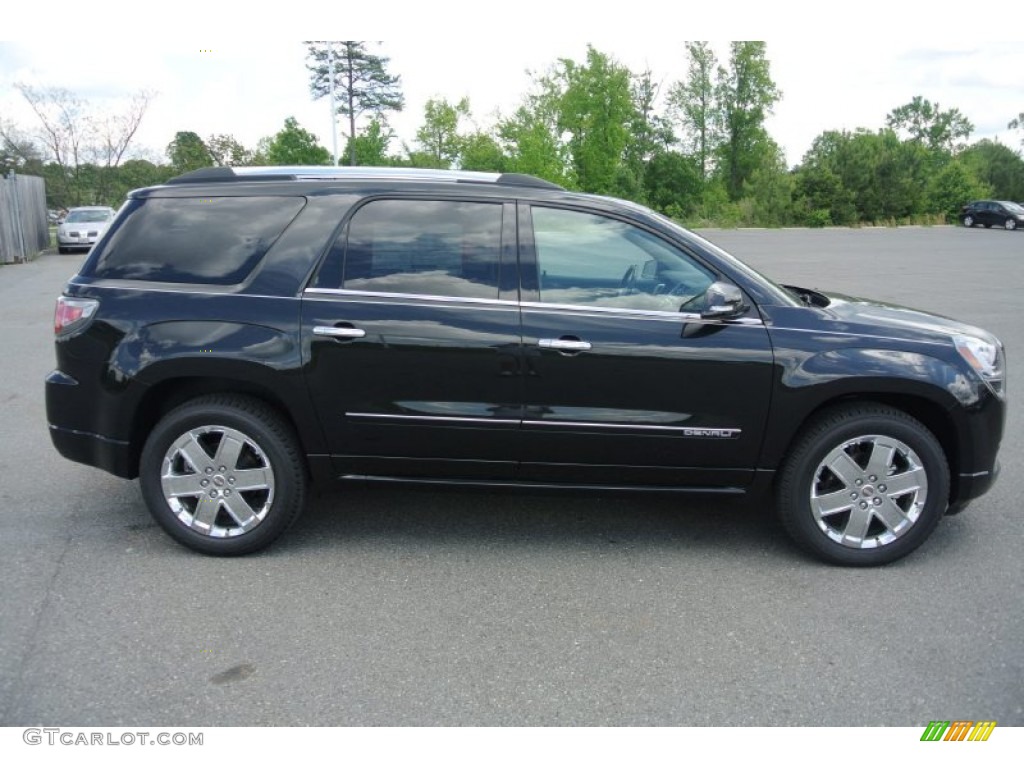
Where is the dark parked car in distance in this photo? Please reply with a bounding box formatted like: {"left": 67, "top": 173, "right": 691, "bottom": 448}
{"left": 960, "top": 200, "right": 1024, "bottom": 230}
{"left": 45, "top": 167, "right": 1006, "bottom": 566}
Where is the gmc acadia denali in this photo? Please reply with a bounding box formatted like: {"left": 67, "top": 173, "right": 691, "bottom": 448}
{"left": 46, "top": 167, "right": 1006, "bottom": 565}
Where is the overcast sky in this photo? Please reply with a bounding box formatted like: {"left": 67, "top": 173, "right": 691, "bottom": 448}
{"left": 3, "top": 3, "right": 1022, "bottom": 170}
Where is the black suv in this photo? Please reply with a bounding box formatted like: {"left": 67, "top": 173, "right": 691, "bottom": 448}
{"left": 46, "top": 167, "right": 1006, "bottom": 565}
{"left": 960, "top": 200, "right": 1024, "bottom": 230}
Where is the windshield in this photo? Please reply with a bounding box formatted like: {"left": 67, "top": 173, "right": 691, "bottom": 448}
{"left": 66, "top": 210, "right": 112, "bottom": 223}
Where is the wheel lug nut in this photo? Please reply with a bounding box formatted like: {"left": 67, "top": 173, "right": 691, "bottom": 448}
{"left": 224, "top": 490, "right": 231, "bottom": 496}
{"left": 228, "top": 477, "right": 235, "bottom": 484}
{"left": 859, "top": 501, "right": 868, "bottom": 509}
{"left": 873, "top": 498, "right": 882, "bottom": 506}
{"left": 850, "top": 492, "right": 858, "bottom": 500}
{"left": 219, "top": 466, "right": 226, "bottom": 472}
{"left": 869, "top": 475, "right": 877, "bottom": 482}
{"left": 205, "top": 467, "right": 213, "bottom": 474}
{"left": 200, "top": 479, "right": 209, "bottom": 487}
{"left": 855, "top": 479, "right": 863, "bottom": 486}
{"left": 878, "top": 484, "right": 887, "bottom": 492}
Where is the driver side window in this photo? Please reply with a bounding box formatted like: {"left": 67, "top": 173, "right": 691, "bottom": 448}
{"left": 531, "top": 206, "right": 714, "bottom": 312}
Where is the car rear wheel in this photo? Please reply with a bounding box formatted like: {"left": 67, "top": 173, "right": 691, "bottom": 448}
{"left": 962, "top": 215, "right": 974, "bottom": 227}
{"left": 776, "top": 404, "right": 949, "bottom": 566}
{"left": 139, "top": 394, "right": 307, "bottom": 555}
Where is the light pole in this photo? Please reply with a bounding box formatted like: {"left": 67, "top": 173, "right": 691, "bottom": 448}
{"left": 327, "top": 43, "right": 338, "bottom": 166}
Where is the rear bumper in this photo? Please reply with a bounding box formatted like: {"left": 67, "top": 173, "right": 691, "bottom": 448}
{"left": 46, "top": 368, "right": 138, "bottom": 479}
{"left": 48, "top": 423, "right": 136, "bottom": 478}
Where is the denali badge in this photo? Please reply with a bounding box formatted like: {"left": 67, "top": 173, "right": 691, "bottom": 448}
{"left": 682, "top": 427, "right": 742, "bottom": 438}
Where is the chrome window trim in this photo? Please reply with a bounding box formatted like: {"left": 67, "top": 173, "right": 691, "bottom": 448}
{"left": 521, "top": 300, "right": 763, "bottom": 325}
{"left": 303, "top": 288, "right": 763, "bottom": 325}
{"left": 304, "top": 287, "right": 516, "bottom": 307}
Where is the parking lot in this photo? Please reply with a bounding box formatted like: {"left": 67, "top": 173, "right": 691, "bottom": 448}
{"left": 1, "top": 226, "right": 1021, "bottom": 726}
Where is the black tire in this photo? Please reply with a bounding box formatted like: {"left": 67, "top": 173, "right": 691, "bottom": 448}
{"left": 776, "top": 404, "right": 949, "bottom": 566}
{"left": 962, "top": 215, "right": 974, "bottom": 227}
{"left": 1006, "top": 219, "right": 1017, "bottom": 231}
{"left": 139, "top": 394, "right": 307, "bottom": 555}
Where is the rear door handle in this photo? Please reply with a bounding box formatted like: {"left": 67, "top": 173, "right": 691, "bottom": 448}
{"left": 538, "top": 337, "right": 592, "bottom": 352}
{"left": 313, "top": 325, "right": 366, "bottom": 339}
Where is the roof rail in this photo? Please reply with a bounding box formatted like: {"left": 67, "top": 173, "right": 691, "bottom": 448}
{"left": 165, "top": 166, "right": 564, "bottom": 190}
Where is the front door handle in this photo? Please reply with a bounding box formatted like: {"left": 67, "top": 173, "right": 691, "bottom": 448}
{"left": 313, "top": 325, "right": 366, "bottom": 339}
{"left": 538, "top": 337, "right": 592, "bottom": 352}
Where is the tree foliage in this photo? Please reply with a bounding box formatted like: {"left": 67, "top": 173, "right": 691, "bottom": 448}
{"left": 667, "top": 41, "right": 720, "bottom": 181}
{"left": 413, "top": 97, "right": 470, "bottom": 169}
{"left": 555, "top": 46, "right": 634, "bottom": 194}
{"left": 716, "top": 42, "right": 782, "bottom": 200}
{"left": 305, "top": 41, "right": 404, "bottom": 165}
{"left": 265, "top": 117, "right": 331, "bottom": 165}
{"left": 887, "top": 96, "right": 974, "bottom": 153}
{"left": 166, "top": 131, "right": 213, "bottom": 174}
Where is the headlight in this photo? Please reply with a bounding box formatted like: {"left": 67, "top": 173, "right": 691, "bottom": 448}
{"left": 954, "top": 334, "right": 1005, "bottom": 397}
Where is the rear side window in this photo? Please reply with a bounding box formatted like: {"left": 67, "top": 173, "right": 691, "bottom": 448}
{"left": 332, "top": 199, "right": 502, "bottom": 299}
{"left": 89, "top": 197, "right": 305, "bottom": 284}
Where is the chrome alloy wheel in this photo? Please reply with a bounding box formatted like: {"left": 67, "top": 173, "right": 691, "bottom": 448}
{"left": 160, "top": 425, "right": 275, "bottom": 538}
{"left": 809, "top": 434, "right": 928, "bottom": 549}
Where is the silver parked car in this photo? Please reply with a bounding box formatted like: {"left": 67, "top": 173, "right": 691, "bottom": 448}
{"left": 57, "top": 206, "right": 116, "bottom": 254}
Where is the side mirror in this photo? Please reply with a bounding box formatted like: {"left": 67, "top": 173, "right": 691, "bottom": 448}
{"left": 700, "top": 281, "right": 747, "bottom": 320}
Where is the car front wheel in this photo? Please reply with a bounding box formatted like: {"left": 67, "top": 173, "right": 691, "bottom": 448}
{"left": 1006, "top": 218, "right": 1018, "bottom": 231}
{"left": 777, "top": 404, "right": 949, "bottom": 566}
{"left": 139, "top": 394, "right": 307, "bottom": 555}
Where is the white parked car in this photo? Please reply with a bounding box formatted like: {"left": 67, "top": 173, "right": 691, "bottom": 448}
{"left": 57, "top": 207, "right": 116, "bottom": 254}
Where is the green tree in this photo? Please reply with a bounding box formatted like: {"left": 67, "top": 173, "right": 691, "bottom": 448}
{"left": 926, "top": 159, "right": 991, "bottom": 218}
{"left": 166, "top": 131, "right": 213, "bottom": 174}
{"left": 961, "top": 139, "right": 1024, "bottom": 201}
{"left": 414, "top": 97, "right": 470, "bottom": 169}
{"left": 206, "top": 134, "right": 254, "bottom": 166}
{"left": 306, "top": 41, "right": 404, "bottom": 166}
{"left": 265, "top": 117, "right": 331, "bottom": 165}
{"left": 742, "top": 141, "right": 793, "bottom": 226}
{"left": 716, "top": 42, "right": 782, "bottom": 200}
{"left": 556, "top": 46, "right": 634, "bottom": 194}
{"left": 108, "top": 159, "right": 173, "bottom": 205}
{"left": 643, "top": 151, "right": 702, "bottom": 218}
{"left": 886, "top": 96, "right": 974, "bottom": 153}
{"left": 340, "top": 117, "right": 395, "bottom": 166}
{"left": 667, "top": 41, "right": 721, "bottom": 182}
{"left": 460, "top": 131, "right": 508, "bottom": 172}
{"left": 497, "top": 75, "right": 573, "bottom": 186}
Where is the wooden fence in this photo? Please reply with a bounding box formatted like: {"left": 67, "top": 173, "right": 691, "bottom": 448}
{"left": 0, "top": 173, "right": 49, "bottom": 264}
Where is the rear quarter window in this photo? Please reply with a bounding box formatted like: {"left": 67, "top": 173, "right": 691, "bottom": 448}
{"left": 87, "top": 196, "right": 305, "bottom": 284}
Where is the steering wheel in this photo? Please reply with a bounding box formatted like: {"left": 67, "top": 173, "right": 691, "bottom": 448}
{"left": 619, "top": 264, "right": 638, "bottom": 295}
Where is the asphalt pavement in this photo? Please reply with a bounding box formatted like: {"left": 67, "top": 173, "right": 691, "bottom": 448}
{"left": 1, "top": 226, "right": 1020, "bottom": 726}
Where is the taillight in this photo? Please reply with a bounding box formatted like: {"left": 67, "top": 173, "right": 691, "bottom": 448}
{"left": 54, "top": 296, "right": 99, "bottom": 336}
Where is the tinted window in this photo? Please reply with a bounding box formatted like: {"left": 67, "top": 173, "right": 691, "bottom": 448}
{"left": 339, "top": 200, "right": 502, "bottom": 299}
{"left": 531, "top": 206, "right": 714, "bottom": 312}
{"left": 90, "top": 197, "right": 304, "bottom": 284}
